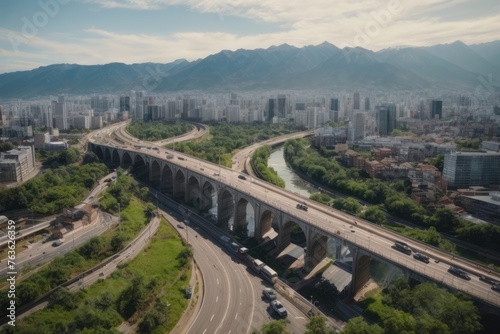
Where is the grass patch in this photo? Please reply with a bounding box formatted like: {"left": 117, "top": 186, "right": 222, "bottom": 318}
{"left": 8, "top": 218, "right": 192, "bottom": 334}
{"left": 357, "top": 288, "right": 390, "bottom": 322}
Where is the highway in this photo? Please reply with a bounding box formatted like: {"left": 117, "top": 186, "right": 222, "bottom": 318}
{"left": 160, "top": 204, "right": 308, "bottom": 334}
{"left": 89, "top": 124, "right": 500, "bottom": 308}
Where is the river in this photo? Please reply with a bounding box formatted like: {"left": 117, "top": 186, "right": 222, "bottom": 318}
{"left": 267, "top": 146, "right": 317, "bottom": 197}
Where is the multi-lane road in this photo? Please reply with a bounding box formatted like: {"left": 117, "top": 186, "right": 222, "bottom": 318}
{"left": 160, "top": 207, "right": 308, "bottom": 334}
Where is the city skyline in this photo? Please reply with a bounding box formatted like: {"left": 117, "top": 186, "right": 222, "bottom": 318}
{"left": 1, "top": 0, "right": 500, "bottom": 74}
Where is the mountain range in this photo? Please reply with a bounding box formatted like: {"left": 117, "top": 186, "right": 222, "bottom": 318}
{"left": 0, "top": 40, "right": 499, "bottom": 98}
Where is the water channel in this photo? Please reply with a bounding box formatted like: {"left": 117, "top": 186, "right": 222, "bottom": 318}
{"left": 267, "top": 146, "right": 317, "bottom": 197}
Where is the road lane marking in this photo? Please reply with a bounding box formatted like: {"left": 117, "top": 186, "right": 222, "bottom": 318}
{"left": 217, "top": 278, "right": 219, "bottom": 285}
{"left": 211, "top": 314, "right": 215, "bottom": 322}
{"left": 235, "top": 312, "right": 238, "bottom": 320}
{"left": 216, "top": 296, "right": 218, "bottom": 303}
{"left": 203, "top": 329, "right": 207, "bottom": 334}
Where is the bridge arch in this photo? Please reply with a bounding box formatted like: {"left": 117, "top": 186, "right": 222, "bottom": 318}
{"left": 121, "top": 151, "right": 132, "bottom": 169}
{"left": 161, "top": 164, "right": 174, "bottom": 195}
{"left": 200, "top": 180, "right": 216, "bottom": 212}
{"left": 174, "top": 169, "right": 186, "bottom": 201}
{"left": 151, "top": 160, "right": 161, "bottom": 189}
{"left": 111, "top": 150, "right": 120, "bottom": 167}
{"left": 133, "top": 154, "right": 149, "bottom": 182}
{"left": 95, "top": 146, "right": 104, "bottom": 161}
{"left": 104, "top": 147, "right": 111, "bottom": 164}
{"left": 218, "top": 188, "right": 235, "bottom": 230}
{"left": 234, "top": 197, "right": 255, "bottom": 238}
{"left": 187, "top": 176, "right": 202, "bottom": 209}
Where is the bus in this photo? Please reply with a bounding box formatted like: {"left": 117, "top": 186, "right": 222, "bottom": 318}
{"left": 261, "top": 265, "right": 278, "bottom": 283}
{"left": 251, "top": 259, "right": 265, "bottom": 273}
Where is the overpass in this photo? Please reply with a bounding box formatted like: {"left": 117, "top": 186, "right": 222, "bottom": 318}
{"left": 87, "top": 126, "right": 500, "bottom": 311}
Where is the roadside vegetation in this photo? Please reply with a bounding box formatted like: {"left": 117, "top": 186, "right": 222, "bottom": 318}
{"left": 0, "top": 195, "right": 149, "bottom": 310}
{"left": 171, "top": 122, "right": 304, "bottom": 166}
{"left": 3, "top": 219, "right": 192, "bottom": 334}
{"left": 344, "top": 278, "right": 482, "bottom": 334}
{"left": 283, "top": 139, "right": 500, "bottom": 257}
{"left": 251, "top": 145, "right": 285, "bottom": 188}
{"left": 251, "top": 316, "right": 335, "bottom": 334}
{"left": 0, "top": 151, "right": 108, "bottom": 214}
{"left": 126, "top": 120, "right": 192, "bottom": 141}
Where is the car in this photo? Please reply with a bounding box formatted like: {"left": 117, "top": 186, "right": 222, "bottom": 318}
{"left": 413, "top": 252, "right": 430, "bottom": 263}
{"left": 263, "top": 288, "right": 277, "bottom": 301}
{"left": 213, "top": 172, "right": 220, "bottom": 176}
{"left": 479, "top": 275, "right": 499, "bottom": 285}
{"left": 448, "top": 266, "right": 471, "bottom": 280}
{"left": 238, "top": 175, "right": 247, "bottom": 180}
{"left": 186, "top": 285, "right": 193, "bottom": 298}
{"left": 296, "top": 203, "right": 308, "bottom": 211}
{"left": 271, "top": 300, "right": 288, "bottom": 317}
{"left": 177, "top": 223, "right": 184, "bottom": 229}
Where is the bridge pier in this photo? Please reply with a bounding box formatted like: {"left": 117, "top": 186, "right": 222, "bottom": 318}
{"left": 349, "top": 247, "right": 371, "bottom": 297}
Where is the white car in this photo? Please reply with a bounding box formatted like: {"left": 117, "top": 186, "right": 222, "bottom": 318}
{"left": 271, "top": 300, "right": 287, "bottom": 317}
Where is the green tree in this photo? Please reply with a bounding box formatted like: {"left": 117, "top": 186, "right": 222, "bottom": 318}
{"left": 341, "top": 317, "right": 383, "bottom": 334}
{"left": 359, "top": 206, "right": 387, "bottom": 225}
{"left": 429, "top": 154, "right": 444, "bottom": 172}
{"left": 260, "top": 320, "right": 291, "bottom": 334}
{"left": 382, "top": 309, "right": 416, "bottom": 334}
{"left": 79, "top": 237, "right": 104, "bottom": 260}
{"left": 117, "top": 275, "right": 147, "bottom": 319}
{"left": 305, "top": 315, "right": 335, "bottom": 334}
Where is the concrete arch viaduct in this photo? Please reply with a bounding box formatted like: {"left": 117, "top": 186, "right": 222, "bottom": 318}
{"left": 88, "top": 135, "right": 500, "bottom": 314}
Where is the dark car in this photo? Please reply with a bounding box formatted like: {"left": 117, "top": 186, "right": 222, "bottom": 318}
{"left": 413, "top": 252, "right": 430, "bottom": 263}
{"left": 263, "top": 288, "right": 277, "bottom": 301}
{"left": 238, "top": 175, "right": 247, "bottom": 180}
{"left": 448, "top": 266, "right": 471, "bottom": 280}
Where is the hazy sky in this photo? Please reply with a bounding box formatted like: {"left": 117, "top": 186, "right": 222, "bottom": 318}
{"left": 0, "top": 0, "right": 499, "bottom": 73}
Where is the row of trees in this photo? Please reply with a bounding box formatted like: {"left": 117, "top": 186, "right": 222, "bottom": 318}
{"left": 126, "top": 120, "right": 192, "bottom": 141}
{"left": 172, "top": 122, "right": 304, "bottom": 166}
{"left": 283, "top": 139, "right": 500, "bottom": 252}
{"left": 342, "top": 278, "right": 482, "bottom": 334}
{"left": 251, "top": 145, "right": 285, "bottom": 188}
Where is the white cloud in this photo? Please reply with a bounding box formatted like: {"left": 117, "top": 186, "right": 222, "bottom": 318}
{"left": 1, "top": 0, "right": 498, "bottom": 72}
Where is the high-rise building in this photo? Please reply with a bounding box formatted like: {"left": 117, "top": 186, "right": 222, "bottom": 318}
{"left": 376, "top": 103, "right": 396, "bottom": 136}
{"left": 353, "top": 92, "right": 360, "bottom": 110}
{"left": 364, "top": 97, "right": 370, "bottom": 111}
{"left": 353, "top": 112, "right": 366, "bottom": 140}
{"left": 330, "top": 98, "right": 339, "bottom": 111}
{"left": 443, "top": 151, "right": 500, "bottom": 188}
{"left": 267, "top": 98, "right": 276, "bottom": 122}
{"left": 52, "top": 101, "right": 68, "bottom": 130}
{"left": 120, "top": 96, "right": 130, "bottom": 113}
{"left": 135, "top": 91, "right": 144, "bottom": 120}
{"left": 431, "top": 100, "right": 442, "bottom": 119}
{"left": 277, "top": 94, "right": 289, "bottom": 119}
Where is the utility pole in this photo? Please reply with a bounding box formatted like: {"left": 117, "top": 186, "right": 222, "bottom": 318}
{"left": 118, "top": 203, "right": 121, "bottom": 231}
